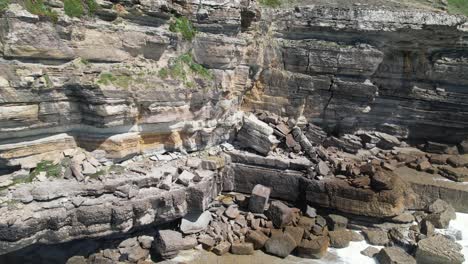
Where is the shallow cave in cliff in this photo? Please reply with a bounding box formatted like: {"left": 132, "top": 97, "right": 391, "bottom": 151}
{"left": 0, "top": 0, "right": 468, "bottom": 264}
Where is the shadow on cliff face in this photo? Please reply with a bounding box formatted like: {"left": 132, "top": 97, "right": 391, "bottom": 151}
{"left": 0, "top": 221, "right": 179, "bottom": 264}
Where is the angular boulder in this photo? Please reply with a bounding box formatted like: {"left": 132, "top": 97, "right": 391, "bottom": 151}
{"left": 326, "top": 214, "right": 348, "bottom": 231}
{"left": 295, "top": 236, "right": 329, "bottom": 259}
{"left": 363, "top": 229, "right": 389, "bottom": 246}
{"left": 264, "top": 232, "right": 297, "bottom": 258}
{"left": 416, "top": 235, "right": 464, "bottom": 264}
{"left": 180, "top": 211, "right": 212, "bottom": 234}
{"left": 377, "top": 247, "right": 416, "bottom": 264}
{"left": 237, "top": 113, "right": 279, "bottom": 156}
{"left": 248, "top": 184, "right": 271, "bottom": 213}
{"left": 231, "top": 242, "right": 254, "bottom": 255}
{"left": 267, "top": 201, "right": 294, "bottom": 228}
{"left": 152, "top": 230, "right": 195, "bottom": 260}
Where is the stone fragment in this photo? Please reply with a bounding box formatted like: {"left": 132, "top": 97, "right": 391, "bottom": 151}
{"left": 447, "top": 156, "right": 468, "bottom": 168}
{"left": 305, "top": 205, "right": 317, "bottom": 218}
{"left": 425, "top": 142, "right": 459, "bottom": 154}
{"left": 363, "top": 229, "right": 390, "bottom": 246}
{"left": 66, "top": 256, "right": 87, "bottom": 264}
{"left": 326, "top": 214, "right": 348, "bottom": 231}
{"left": 316, "top": 161, "right": 330, "bottom": 176}
{"left": 420, "top": 220, "right": 435, "bottom": 237}
{"left": 177, "top": 170, "right": 195, "bottom": 186}
{"left": 248, "top": 184, "right": 271, "bottom": 213}
{"left": 295, "top": 236, "right": 329, "bottom": 259}
{"left": 388, "top": 228, "right": 417, "bottom": 252}
{"left": 186, "top": 158, "right": 202, "bottom": 168}
{"left": 213, "top": 241, "right": 231, "bottom": 256}
{"left": 158, "top": 175, "right": 172, "bottom": 190}
{"left": 460, "top": 139, "right": 468, "bottom": 154}
{"left": 231, "top": 242, "right": 254, "bottom": 255}
{"left": 237, "top": 113, "right": 279, "bottom": 155}
{"left": 416, "top": 235, "right": 464, "bottom": 264}
{"left": 180, "top": 211, "right": 212, "bottom": 234}
{"left": 264, "top": 232, "right": 297, "bottom": 258}
{"left": 391, "top": 212, "right": 415, "bottom": 223}
{"left": 361, "top": 246, "right": 380, "bottom": 258}
{"left": 225, "top": 205, "right": 240, "bottom": 219}
{"left": 439, "top": 166, "right": 468, "bottom": 182}
{"left": 284, "top": 226, "right": 305, "bottom": 245}
{"left": 198, "top": 235, "right": 216, "bottom": 250}
{"left": 429, "top": 155, "right": 448, "bottom": 165}
{"left": 201, "top": 158, "right": 224, "bottom": 170}
{"left": 425, "top": 208, "right": 456, "bottom": 229}
{"left": 298, "top": 216, "right": 315, "bottom": 230}
{"left": 267, "top": 201, "right": 294, "bottom": 228}
{"left": 246, "top": 230, "right": 269, "bottom": 249}
{"left": 138, "top": 236, "right": 153, "bottom": 249}
{"left": 377, "top": 247, "right": 416, "bottom": 264}
{"left": 371, "top": 170, "right": 394, "bottom": 191}
{"left": 152, "top": 230, "right": 187, "bottom": 260}
{"left": 417, "top": 160, "right": 432, "bottom": 172}
{"left": 375, "top": 132, "right": 400, "bottom": 149}
{"left": 328, "top": 230, "right": 351, "bottom": 248}
{"left": 427, "top": 199, "right": 450, "bottom": 214}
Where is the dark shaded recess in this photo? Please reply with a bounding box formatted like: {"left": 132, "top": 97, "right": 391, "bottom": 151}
{"left": 0, "top": 220, "right": 180, "bottom": 264}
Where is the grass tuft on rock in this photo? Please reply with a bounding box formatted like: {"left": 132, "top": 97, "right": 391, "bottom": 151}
{"left": 24, "top": 0, "right": 58, "bottom": 22}
{"left": 0, "top": 0, "right": 9, "bottom": 12}
{"left": 97, "top": 72, "right": 132, "bottom": 89}
{"left": 158, "top": 53, "right": 213, "bottom": 87}
{"left": 169, "top": 16, "right": 197, "bottom": 41}
{"left": 64, "top": 0, "right": 84, "bottom": 17}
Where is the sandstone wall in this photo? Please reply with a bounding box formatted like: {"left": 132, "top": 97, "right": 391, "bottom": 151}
{"left": 1, "top": 1, "right": 468, "bottom": 172}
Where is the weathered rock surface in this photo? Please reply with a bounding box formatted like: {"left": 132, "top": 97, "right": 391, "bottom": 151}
{"left": 377, "top": 247, "right": 416, "bottom": 264}
{"left": 416, "top": 235, "right": 465, "bottom": 264}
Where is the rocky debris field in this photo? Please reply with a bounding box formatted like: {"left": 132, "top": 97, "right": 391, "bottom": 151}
{"left": 0, "top": 109, "right": 468, "bottom": 263}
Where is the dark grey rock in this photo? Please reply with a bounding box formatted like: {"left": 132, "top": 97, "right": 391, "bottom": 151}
{"left": 248, "top": 184, "right": 271, "bottom": 213}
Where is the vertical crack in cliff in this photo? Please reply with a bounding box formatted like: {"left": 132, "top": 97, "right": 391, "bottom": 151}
{"left": 322, "top": 77, "right": 335, "bottom": 121}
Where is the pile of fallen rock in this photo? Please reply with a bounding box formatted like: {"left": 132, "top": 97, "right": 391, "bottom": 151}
{"left": 151, "top": 187, "right": 464, "bottom": 264}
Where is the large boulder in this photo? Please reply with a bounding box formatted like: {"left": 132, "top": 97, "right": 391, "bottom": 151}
{"left": 266, "top": 201, "right": 295, "bottom": 228}
{"left": 425, "top": 201, "right": 456, "bottom": 229}
{"left": 180, "top": 211, "right": 213, "bottom": 234}
{"left": 377, "top": 247, "right": 416, "bottom": 264}
{"left": 246, "top": 230, "right": 269, "bottom": 249}
{"left": 362, "top": 229, "right": 390, "bottom": 246}
{"left": 305, "top": 176, "right": 410, "bottom": 218}
{"left": 326, "top": 214, "right": 348, "bottom": 231}
{"left": 416, "top": 235, "right": 465, "bottom": 264}
{"left": 295, "top": 236, "right": 329, "bottom": 259}
{"left": 328, "top": 230, "right": 352, "bottom": 248}
{"left": 264, "top": 232, "right": 297, "bottom": 258}
{"left": 237, "top": 113, "right": 280, "bottom": 155}
{"left": 152, "top": 230, "right": 196, "bottom": 259}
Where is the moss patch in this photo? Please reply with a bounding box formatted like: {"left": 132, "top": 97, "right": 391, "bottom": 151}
{"left": 29, "top": 160, "right": 62, "bottom": 179}
{"left": 169, "top": 16, "right": 197, "bottom": 41}
{"left": 258, "top": 0, "right": 282, "bottom": 8}
{"left": 24, "top": 0, "right": 58, "bottom": 22}
{"left": 97, "top": 72, "right": 132, "bottom": 89}
{"left": 448, "top": 0, "right": 468, "bottom": 16}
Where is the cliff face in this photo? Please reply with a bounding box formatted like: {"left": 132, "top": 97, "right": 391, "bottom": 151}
{"left": 0, "top": 1, "right": 467, "bottom": 170}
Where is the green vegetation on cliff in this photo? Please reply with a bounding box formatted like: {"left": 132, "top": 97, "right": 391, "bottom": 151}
{"left": 448, "top": 0, "right": 468, "bottom": 16}
{"left": 169, "top": 16, "right": 197, "bottom": 41}
{"left": 258, "top": 0, "right": 282, "bottom": 8}
{"left": 64, "top": 0, "right": 98, "bottom": 17}
{"left": 158, "top": 53, "right": 212, "bottom": 87}
{"left": 24, "top": 0, "right": 58, "bottom": 22}
{"left": 0, "top": 0, "right": 9, "bottom": 12}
